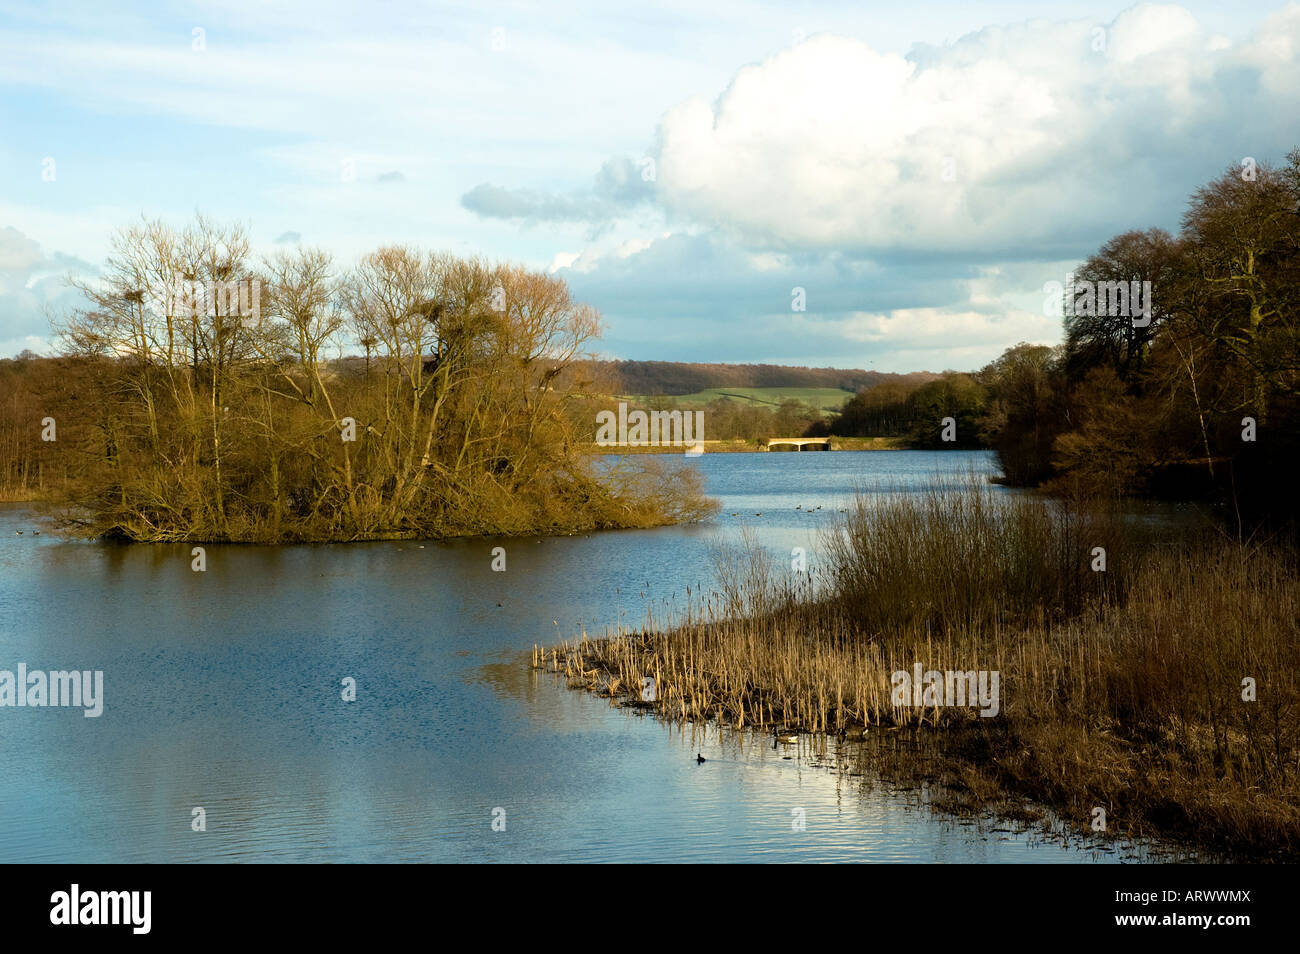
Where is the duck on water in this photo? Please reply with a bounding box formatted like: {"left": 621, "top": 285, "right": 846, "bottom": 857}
{"left": 773, "top": 728, "right": 798, "bottom": 748}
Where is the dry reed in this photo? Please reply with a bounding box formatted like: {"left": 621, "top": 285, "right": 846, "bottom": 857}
{"left": 541, "top": 478, "right": 1300, "bottom": 858}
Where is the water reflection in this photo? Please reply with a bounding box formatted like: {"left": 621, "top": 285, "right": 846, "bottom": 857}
{"left": 0, "top": 451, "right": 1200, "bottom": 861}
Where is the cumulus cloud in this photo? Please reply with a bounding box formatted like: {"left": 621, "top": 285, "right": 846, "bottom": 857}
{"left": 0, "top": 226, "right": 45, "bottom": 276}
{"left": 554, "top": 231, "right": 1069, "bottom": 370}
{"left": 525, "top": 4, "right": 1300, "bottom": 369}
{"left": 652, "top": 4, "right": 1300, "bottom": 255}
{"left": 461, "top": 183, "right": 609, "bottom": 222}
{"left": 592, "top": 157, "right": 657, "bottom": 205}
{"left": 7, "top": 2, "right": 1298, "bottom": 371}
{"left": 838, "top": 307, "right": 1058, "bottom": 354}
{"left": 461, "top": 157, "right": 656, "bottom": 224}
{"left": 0, "top": 226, "right": 93, "bottom": 356}
{"left": 456, "top": 4, "right": 1300, "bottom": 259}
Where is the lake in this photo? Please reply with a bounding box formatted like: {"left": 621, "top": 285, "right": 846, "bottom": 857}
{"left": 0, "top": 450, "right": 1193, "bottom": 862}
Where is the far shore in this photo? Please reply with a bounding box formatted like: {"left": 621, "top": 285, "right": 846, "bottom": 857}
{"left": 585, "top": 436, "right": 909, "bottom": 454}
{"left": 0, "top": 490, "right": 46, "bottom": 504}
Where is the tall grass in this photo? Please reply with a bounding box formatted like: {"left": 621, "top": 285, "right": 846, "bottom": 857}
{"left": 826, "top": 476, "right": 1137, "bottom": 632}
{"left": 544, "top": 478, "right": 1300, "bottom": 856}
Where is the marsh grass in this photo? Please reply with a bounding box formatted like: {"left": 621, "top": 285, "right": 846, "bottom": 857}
{"left": 541, "top": 476, "right": 1300, "bottom": 858}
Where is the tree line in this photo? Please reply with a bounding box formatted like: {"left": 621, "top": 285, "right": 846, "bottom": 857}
{"left": 0, "top": 214, "right": 713, "bottom": 541}
{"left": 985, "top": 150, "right": 1300, "bottom": 531}
{"left": 7, "top": 148, "right": 1298, "bottom": 535}
{"left": 832, "top": 150, "right": 1300, "bottom": 530}
{"left": 584, "top": 359, "right": 930, "bottom": 396}
{"left": 826, "top": 372, "right": 985, "bottom": 448}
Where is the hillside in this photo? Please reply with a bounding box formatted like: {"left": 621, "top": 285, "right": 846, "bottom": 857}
{"left": 573, "top": 360, "right": 937, "bottom": 397}
{"left": 637, "top": 386, "right": 857, "bottom": 413}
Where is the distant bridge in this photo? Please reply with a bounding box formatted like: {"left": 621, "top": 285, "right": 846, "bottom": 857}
{"left": 765, "top": 437, "right": 833, "bottom": 451}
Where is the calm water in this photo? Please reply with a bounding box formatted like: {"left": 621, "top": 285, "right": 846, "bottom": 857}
{"left": 0, "top": 451, "right": 1184, "bottom": 862}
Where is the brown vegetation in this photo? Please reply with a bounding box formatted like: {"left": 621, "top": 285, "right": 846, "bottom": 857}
{"left": 577, "top": 359, "right": 933, "bottom": 396}
{"left": 984, "top": 151, "right": 1300, "bottom": 532}
{"left": 0, "top": 214, "right": 715, "bottom": 539}
{"left": 545, "top": 480, "right": 1300, "bottom": 858}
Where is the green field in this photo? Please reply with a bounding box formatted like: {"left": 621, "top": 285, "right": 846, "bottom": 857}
{"left": 626, "top": 387, "right": 854, "bottom": 413}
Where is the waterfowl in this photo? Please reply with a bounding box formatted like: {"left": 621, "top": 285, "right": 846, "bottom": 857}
{"left": 696, "top": 753, "right": 706, "bottom": 764}
{"left": 837, "top": 725, "right": 866, "bottom": 742}
{"left": 14, "top": 530, "right": 22, "bottom": 535}
{"left": 773, "top": 728, "right": 798, "bottom": 746}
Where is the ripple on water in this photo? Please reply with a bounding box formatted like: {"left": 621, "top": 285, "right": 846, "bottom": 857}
{"left": 0, "top": 456, "right": 1199, "bottom": 862}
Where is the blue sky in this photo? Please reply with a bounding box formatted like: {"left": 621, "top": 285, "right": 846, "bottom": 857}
{"left": 2, "top": 0, "right": 1299, "bottom": 370}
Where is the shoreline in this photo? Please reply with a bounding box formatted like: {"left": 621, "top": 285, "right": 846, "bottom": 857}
{"left": 538, "top": 632, "right": 1265, "bottom": 862}
{"left": 535, "top": 652, "right": 1218, "bottom": 862}
{"left": 537, "top": 480, "right": 1300, "bottom": 863}
{"left": 0, "top": 501, "right": 700, "bottom": 545}
{"left": 582, "top": 437, "right": 911, "bottom": 454}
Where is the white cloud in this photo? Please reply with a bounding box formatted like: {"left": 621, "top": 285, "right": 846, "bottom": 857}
{"left": 547, "top": 251, "right": 582, "bottom": 273}
{"left": 0, "top": 226, "right": 94, "bottom": 353}
{"left": 0, "top": 226, "right": 45, "bottom": 277}
{"left": 554, "top": 230, "right": 1071, "bottom": 371}
{"left": 653, "top": 4, "right": 1300, "bottom": 253}
{"left": 838, "top": 307, "right": 1058, "bottom": 352}
{"left": 4, "top": 2, "right": 1297, "bottom": 370}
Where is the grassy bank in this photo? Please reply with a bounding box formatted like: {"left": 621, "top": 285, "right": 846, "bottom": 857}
{"left": 542, "top": 481, "right": 1300, "bottom": 859}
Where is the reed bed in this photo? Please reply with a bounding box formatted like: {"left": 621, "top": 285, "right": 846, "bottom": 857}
{"left": 539, "top": 478, "right": 1300, "bottom": 858}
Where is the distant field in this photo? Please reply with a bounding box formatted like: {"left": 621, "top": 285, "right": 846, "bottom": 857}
{"left": 625, "top": 386, "right": 855, "bottom": 413}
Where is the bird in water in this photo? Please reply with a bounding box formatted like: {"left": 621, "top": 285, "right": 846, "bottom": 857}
{"left": 14, "top": 530, "right": 22, "bottom": 535}
{"left": 772, "top": 728, "right": 798, "bottom": 748}
{"left": 696, "top": 753, "right": 706, "bottom": 764}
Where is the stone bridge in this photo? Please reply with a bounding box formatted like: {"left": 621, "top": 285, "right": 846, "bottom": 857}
{"left": 764, "top": 437, "right": 833, "bottom": 451}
